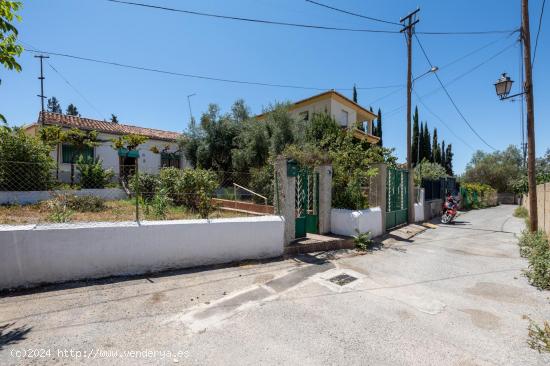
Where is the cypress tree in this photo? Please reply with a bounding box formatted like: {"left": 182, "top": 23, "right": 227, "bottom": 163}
{"left": 423, "top": 123, "right": 431, "bottom": 162}
{"left": 353, "top": 84, "right": 358, "bottom": 103}
{"left": 445, "top": 144, "right": 454, "bottom": 175}
{"left": 377, "top": 108, "right": 383, "bottom": 146}
{"left": 441, "top": 140, "right": 446, "bottom": 169}
{"left": 412, "top": 106, "right": 419, "bottom": 166}
{"left": 432, "top": 128, "right": 441, "bottom": 163}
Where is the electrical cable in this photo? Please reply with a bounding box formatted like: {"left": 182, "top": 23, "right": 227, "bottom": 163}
{"left": 533, "top": 0, "right": 546, "bottom": 67}
{"left": 304, "top": 0, "right": 401, "bottom": 26}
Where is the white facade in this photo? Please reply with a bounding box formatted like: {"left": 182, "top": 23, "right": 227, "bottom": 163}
{"left": 49, "top": 131, "right": 189, "bottom": 180}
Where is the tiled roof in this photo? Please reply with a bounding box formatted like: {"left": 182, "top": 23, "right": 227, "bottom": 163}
{"left": 37, "top": 112, "right": 183, "bottom": 142}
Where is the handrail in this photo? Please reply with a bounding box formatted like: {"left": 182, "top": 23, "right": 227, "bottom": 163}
{"left": 233, "top": 183, "right": 268, "bottom": 206}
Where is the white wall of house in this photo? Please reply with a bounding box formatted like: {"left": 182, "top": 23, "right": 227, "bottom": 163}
{"left": 0, "top": 216, "right": 285, "bottom": 290}
{"left": 50, "top": 131, "right": 188, "bottom": 180}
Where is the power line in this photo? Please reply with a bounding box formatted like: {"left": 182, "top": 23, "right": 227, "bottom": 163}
{"left": 106, "top": 0, "right": 515, "bottom": 36}
{"left": 414, "top": 33, "right": 496, "bottom": 151}
{"left": 533, "top": 0, "right": 546, "bottom": 67}
{"left": 106, "top": 0, "right": 399, "bottom": 34}
{"left": 25, "top": 48, "right": 401, "bottom": 91}
{"left": 412, "top": 89, "right": 476, "bottom": 151}
{"left": 304, "top": 0, "right": 401, "bottom": 26}
{"left": 47, "top": 62, "right": 105, "bottom": 119}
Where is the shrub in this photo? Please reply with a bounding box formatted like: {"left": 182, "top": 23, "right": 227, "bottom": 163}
{"left": 354, "top": 229, "right": 374, "bottom": 251}
{"left": 0, "top": 128, "right": 55, "bottom": 191}
{"left": 159, "top": 168, "right": 217, "bottom": 212}
{"left": 460, "top": 182, "right": 497, "bottom": 209}
{"left": 149, "top": 188, "right": 171, "bottom": 219}
{"left": 130, "top": 173, "right": 160, "bottom": 202}
{"left": 66, "top": 195, "right": 106, "bottom": 212}
{"left": 46, "top": 194, "right": 74, "bottom": 223}
{"left": 76, "top": 156, "right": 114, "bottom": 189}
{"left": 518, "top": 230, "right": 550, "bottom": 290}
{"left": 514, "top": 206, "right": 529, "bottom": 219}
{"left": 249, "top": 164, "right": 274, "bottom": 204}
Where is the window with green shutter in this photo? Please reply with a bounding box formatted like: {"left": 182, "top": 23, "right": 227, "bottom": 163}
{"left": 61, "top": 144, "right": 94, "bottom": 163}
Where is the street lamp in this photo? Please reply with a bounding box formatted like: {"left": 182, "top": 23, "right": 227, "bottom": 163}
{"left": 494, "top": 72, "right": 524, "bottom": 100}
{"left": 413, "top": 66, "right": 439, "bottom": 83}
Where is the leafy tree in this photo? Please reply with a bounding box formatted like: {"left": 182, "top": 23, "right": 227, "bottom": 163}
{"left": 414, "top": 158, "right": 448, "bottom": 186}
{"left": 66, "top": 103, "right": 80, "bottom": 116}
{"left": 304, "top": 112, "right": 341, "bottom": 149}
{"left": 445, "top": 143, "right": 454, "bottom": 176}
{"left": 352, "top": 84, "right": 358, "bottom": 103}
{"left": 232, "top": 119, "right": 269, "bottom": 171}
{"left": 231, "top": 98, "right": 249, "bottom": 123}
{"left": 110, "top": 114, "right": 119, "bottom": 123}
{"left": 432, "top": 128, "right": 441, "bottom": 164}
{"left": 263, "top": 102, "right": 300, "bottom": 156}
{"left": 412, "top": 106, "right": 419, "bottom": 166}
{"left": 47, "top": 97, "right": 62, "bottom": 114}
{"left": 0, "top": 0, "right": 23, "bottom": 124}
{"left": 64, "top": 128, "right": 100, "bottom": 185}
{"left": 463, "top": 145, "right": 522, "bottom": 192}
{"left": 0, "top": 126, "right": 54, "bottom": 190}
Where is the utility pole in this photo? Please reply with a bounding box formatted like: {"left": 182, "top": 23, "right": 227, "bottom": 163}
{"left": 522, "top": 0, "right": 538, "bottom": 232}
{"left": 401, "top": 9, "right": 419, "bottom": 223}
{"left": 34, "top": 54, "right": 49, "bottom": 124}
{"left": 187, "top": 93, "right": 196, "bottom": 129}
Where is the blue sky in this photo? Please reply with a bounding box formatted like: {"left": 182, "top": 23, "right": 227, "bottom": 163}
{"left": 2, "top": 0, "right": 548, "bottom": 173}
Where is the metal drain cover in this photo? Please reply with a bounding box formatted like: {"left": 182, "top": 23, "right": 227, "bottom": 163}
{"left": 328, "top": 273, "right": 357, "bottom": 286}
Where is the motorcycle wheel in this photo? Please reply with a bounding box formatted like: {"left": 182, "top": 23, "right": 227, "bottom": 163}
{"left": 441, "top": 213, "right": 451, "bottom": 224}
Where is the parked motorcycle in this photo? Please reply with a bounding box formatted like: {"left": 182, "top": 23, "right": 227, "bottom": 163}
{"left": 441, "top": 197, "right": 460, "bottom": 224}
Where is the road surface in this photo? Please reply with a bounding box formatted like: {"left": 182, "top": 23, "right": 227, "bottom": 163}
{"left": 1, "top": 205, "right": 549, "bottom": 365}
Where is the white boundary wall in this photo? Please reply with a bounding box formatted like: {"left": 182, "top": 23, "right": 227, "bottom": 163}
{"left": 0, "top": 188, "right": 127, "bottom": 205}
{"left": 331, "top": 207, "right": 383, "bottom": 238}
{"left": 0, "top": 216, "right": 284, "bottom": 290}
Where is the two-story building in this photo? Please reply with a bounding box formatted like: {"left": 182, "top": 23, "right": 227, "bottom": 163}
{"left": 256, "top": 90, "right": 380, "bottom": 144}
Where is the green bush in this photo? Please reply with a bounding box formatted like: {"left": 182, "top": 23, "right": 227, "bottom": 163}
{"left": 460, "top": 182, "right": 497, "bottom": 209}
{"left": 249, "top": 164, "right": 274, "bottom": 204}
{"left": 66, "top": 195, "right": 106, "bottom": 212}
{"left": 354, "top": 229, "right": 374, "bottom": 251}
{"left": 149, "top": 188, "right": 171, "bottom": 219}
{"left": 46, "top": 194, "right": 74, "bottom": 223}
{"left": 514, "top": 206, "right": 529, "bottom": 219}
{"left": 0, "top": 128, "right": 55, "bottom": 191}
{"left": 130, "top": 173, "right": 160, "bottom": 202}
{"left": 76, "top": 156, "right": 114, "bottom": 189}
{"left": 159, "top": 168, "right": 218, "bottom": 215}
{"left": 518, "top": 230, "right": 550, "bottom": 290}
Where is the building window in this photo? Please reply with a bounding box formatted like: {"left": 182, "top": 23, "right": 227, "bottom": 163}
{"left": 161, "top": 153, "right": 181, "bottom": 168}
{"left": 61, "top": 144, "right": 94, "bottom": 163}
{"left": 339, "top": 110, "right": 349, "bottom": 126}
{"left": 298, "top": 111, "right": 309, "bottom": 121}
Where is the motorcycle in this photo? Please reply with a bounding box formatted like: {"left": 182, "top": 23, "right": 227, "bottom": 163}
{"left": 441, "top": 198, "right": 460, "bottom": 224}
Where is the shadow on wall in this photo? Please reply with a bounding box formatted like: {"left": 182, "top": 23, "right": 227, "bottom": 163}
{"left": 0, "top": 322, "right": 32, "bottom": 350}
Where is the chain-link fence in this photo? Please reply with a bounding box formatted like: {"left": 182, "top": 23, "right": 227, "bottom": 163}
{"left": 0, "top": 161, "right": 277, "bottom": 226}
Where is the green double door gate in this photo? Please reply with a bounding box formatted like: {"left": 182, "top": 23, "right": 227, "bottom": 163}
{"left": 295, "top": 168, "right": 319, "bottom": 238}
{"left": 386, "top": 168, "right": 409, "bottom": 230}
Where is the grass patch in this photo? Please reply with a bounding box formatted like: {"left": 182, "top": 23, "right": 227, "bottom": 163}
{"left": 525, "top": 316, "right": 550, "bottom": 353}
{"left": 514, "top": 206, "right": 529, "bottom": 219}
{"left": 518, "top": 230, "right": 550, "bottom": 290}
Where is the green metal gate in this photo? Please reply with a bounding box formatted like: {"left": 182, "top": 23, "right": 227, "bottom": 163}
{"left": 386, "top": 168, "right": 409, "bottom": 230}
{"left": 295, "top": 167, "right": 319, "bottom": 238}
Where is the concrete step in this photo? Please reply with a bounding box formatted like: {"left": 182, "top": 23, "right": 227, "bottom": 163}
{"left": 284, "top": 233, "right": 355, "bottom": 255}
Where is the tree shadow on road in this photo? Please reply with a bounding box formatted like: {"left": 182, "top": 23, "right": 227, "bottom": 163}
{"left": 0, "top": 322, "right": 32, "bottom": 350}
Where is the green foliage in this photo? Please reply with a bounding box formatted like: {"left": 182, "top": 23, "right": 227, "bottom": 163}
{"left": 66, "top": 195, "right": 106, "bottom": 212}
{"left": 304, "top": 113, "right": 341, "bottom": 149}
{"left": 460, "top": 182, "right": 497, "bottom": 209}
{"left": 47, "top": 97, "right": 62, "bottom": 114}
{"left": 38, "top": 125, "right": 64, "bottom": 148}
{"left": 354, "top": 229, "right": 373, "bottom": 251}
{"left": 66, "top": 103, "right": 79, "bottom": 116}
{"left": 46, "top": 194, "right": 73, "bottom": 223}
{"left": 376, "top": 108, "right": 382, "bottom": 146}
{"left": 75, "top": 155, "right": 114, "bottom": 189}
{"left": 249, "top": 164, "right": 274, "bottom": 204}
{"left": 232, "top": 119, "right": 269, "bottom": 171}
{"left": 264, "top": 102, "right": 303, "bottom": 156}
{"left": 526, "top": 317, "right": 550, "bottom": 353}
{"left": 112, "top": 134, "right": 147, "bottom": 151}
{"left": 414, "top": 158, "right": 448, "bottom": 185}
{"left": 130, "top": 173, "right": 159, "bottom": 202}
{"left": 463, "top": 145, "right": 523, "bottom": 192}
{"left": 0, "top": 0, "right": 22, "bottom": 71}
{"left": 149, "top": 188, "right": 171, "bottom": 219}
{"left": 110, "top": 114, "right": 119, "bottom": 123}
{"left": 158, "top": 167, "right": 217, "bottom": 212}
{"left": 0, "top": 127, "right": 55, "bottom": 190}
{"left": 514, "top": 206, "right": 529, "bottom": 219}
{"left": 518, "top": 230, "right": 550, "bottom": 290}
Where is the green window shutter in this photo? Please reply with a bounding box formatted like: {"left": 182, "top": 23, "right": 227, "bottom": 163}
{"left": 62, "top": 144, "right": 94, "bottom": 163}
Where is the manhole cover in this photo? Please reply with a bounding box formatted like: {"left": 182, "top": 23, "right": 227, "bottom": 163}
{"left": 328, "top": 273, "right": 357, "bottom": 286}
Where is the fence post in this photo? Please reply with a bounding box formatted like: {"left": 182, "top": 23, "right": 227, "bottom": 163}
{"left": 274, "top": 156, "right": 295, "bottom": 245}
{"left": 372, "top": 163, "right": 387, "bottom": 231}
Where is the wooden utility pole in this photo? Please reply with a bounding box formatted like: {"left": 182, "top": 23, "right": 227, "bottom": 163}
{"left": 401, "top": 9, "right": 419, "bottom": 223}
{"left": 34, "top": 54, "right": 49, "bottom": 124}
{"left": 522, "top": 0, "right": 538, "bottom": 232}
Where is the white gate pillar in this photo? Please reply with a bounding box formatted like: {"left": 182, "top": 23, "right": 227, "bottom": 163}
{"left": 314, "top": 165, "right": 332, "bottom": 235}
{"left": 275, "top": 156, "right": 295, "bottom": 245}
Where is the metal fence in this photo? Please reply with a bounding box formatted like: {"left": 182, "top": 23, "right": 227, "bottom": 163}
{"left": 421, "top": 177, "right": 457, "bottom": 201}
{"left": 0, "top": 161, "right": 277, "bottom": 226}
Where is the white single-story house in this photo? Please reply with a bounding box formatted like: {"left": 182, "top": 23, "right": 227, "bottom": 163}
{"left": 256, "top": 90, "right": 380, "bottom": 144}
{"left": 24, "top": 112, "right": 189, "bottom": 181}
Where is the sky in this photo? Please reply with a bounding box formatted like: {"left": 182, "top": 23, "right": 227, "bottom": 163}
{"left": 1, "top": 0, "right": 548, "bottom": 174}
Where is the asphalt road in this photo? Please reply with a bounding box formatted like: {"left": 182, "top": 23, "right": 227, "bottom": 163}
{"left": 1, "top": 205, "right": 549, "bottom": 365}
